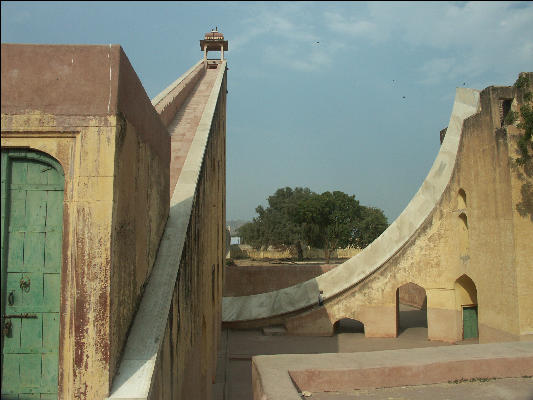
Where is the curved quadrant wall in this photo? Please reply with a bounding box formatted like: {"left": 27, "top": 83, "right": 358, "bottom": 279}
{"left": 222, "top": 88, "right": 481, "bottom": 323}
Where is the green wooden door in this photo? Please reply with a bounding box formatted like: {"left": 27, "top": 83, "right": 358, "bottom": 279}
{"left": 463, "top": 306, "right": 478, "bottom": 339}
{"left": 1, "top": 150, "right": 64, "bottom": 400}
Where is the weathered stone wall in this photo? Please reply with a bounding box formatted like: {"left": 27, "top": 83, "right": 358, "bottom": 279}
{"left": 148, "top": 68, "right": 226, "bottom": 400}
{"left": 1, "top": 44, "right": 170, "bottom": 399}
{"left": 450, "top": 84, "right": 520, "bottom": 342}
{"left": 1, "top": 113, "right": 117, "bottom": 399}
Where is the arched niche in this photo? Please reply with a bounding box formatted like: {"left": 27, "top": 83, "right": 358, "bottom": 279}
{"left": 455, "top": 274, "right": 477, "bottom": 306}
{"left": 458, "top": 212, "right": 469, "bottom": 255}
{"left": 458, "top": 189, "right": 467, "bottom": 210}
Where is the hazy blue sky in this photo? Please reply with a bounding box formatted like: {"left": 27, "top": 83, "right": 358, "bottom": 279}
{"left": 2, "top": 2, "right": 532, "bottom": 223}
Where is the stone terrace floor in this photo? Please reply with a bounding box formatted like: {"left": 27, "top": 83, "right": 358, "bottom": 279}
{"left": 213, "top": 305, "right": 533, "bottom": 400}
{"left": 310, "top": 377, "right": 533, "bottom": 400}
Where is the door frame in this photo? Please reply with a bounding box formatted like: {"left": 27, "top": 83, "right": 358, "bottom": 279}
{"left": 461, "top": 304, "right": 478, "bottom": 339}
{"left": 1, "top": 148, "right": 65, "bottom": 397}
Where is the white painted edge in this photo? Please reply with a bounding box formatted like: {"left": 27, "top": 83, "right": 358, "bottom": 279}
{"left": 150, "top": 59, "right": 204, "bottom": 107}
{"left": 107, "top": 61, "right": 227, "bottom": 400}
{"left": 222, "top": 88, "right": 481, "bottom": 322}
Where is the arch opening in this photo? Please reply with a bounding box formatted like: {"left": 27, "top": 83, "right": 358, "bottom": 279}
{"left": 333, "top": 318, "right": 364, "bottom": 334}
{"left": 455, "top": 274, "right": 478, "bottom": 340}
{"left": 396, "top": 283, "right": 427, "bottom": 336}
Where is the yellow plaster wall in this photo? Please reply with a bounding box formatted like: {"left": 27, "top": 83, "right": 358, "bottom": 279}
{"left": 2, "top": 109, "right": 171, "bottom": 398}
{"left": 457, "top": 87, "right": 520, "bottom": 341}
{"left": 1, "top": 112, "right": 118, "bottom": 399}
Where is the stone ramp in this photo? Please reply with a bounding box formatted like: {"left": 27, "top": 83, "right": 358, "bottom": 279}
{"left": 223, "top": 88, "right": 481, "bottom": 324}
{"left": 107, "top": 60, "right": 227, "bottom": 399}
{"left": 167, "top": 68, "right": 219, "bottom": 195}
{"left": 252, "top": 342, "right": 533, "bottom": 400}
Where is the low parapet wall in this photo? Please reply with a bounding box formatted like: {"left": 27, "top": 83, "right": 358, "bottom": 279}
{"left": 230, "top": 245, "right": 361, "bottom": 260}
{"left": 224, "top": 264, "right": 338, "bottom": 297}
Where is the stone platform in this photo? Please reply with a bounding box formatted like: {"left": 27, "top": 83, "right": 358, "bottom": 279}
{"left": 252, "top": 342, "right": 533, "bottom": 400}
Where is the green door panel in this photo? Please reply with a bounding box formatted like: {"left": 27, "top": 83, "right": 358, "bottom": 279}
{"left": 42, "top": 314, "right": 60, "bottom": 352}
{"left": 24, "top": 231, "right": 46, "bottom": 270}
{"left": 20, "top": 315, "right": 43, "bottom": 353}
{"left": 463, "top": 306, "right": 479, "bottom": 339}
{"left": 1, "top": 354, "right": 21, "bottom": 393}
{"left": 42, "top": 353, "right": 60, "bottom": 392}
{"left": 7, "top": 231, "right": 24, "bottom": 270}
{"left": 2, "top": 149, "right": 64, "bottom": 399}
{"left": 44, "top": 231, "right": 63, "bottom": 273}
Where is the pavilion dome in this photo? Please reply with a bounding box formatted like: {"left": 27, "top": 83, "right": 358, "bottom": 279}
{"left": 204, "top": 30, "right": 224, "bottom": 40}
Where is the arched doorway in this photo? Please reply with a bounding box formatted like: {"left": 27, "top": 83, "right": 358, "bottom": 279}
{"left": 396, "top": 283, "right": 427, "bottom": 336}
{"left": 1, "top": 149, "right": 64, "bottom": 398}
{"left": 455, "top": 274, "right": 478, "bottom": 340}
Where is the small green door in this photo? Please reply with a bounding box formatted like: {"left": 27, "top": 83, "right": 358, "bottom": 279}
{"left": 1, "top": 149, "right": 64, "bottom": 399}
{"left": 463, "top": 306, "right": 478, "bottom": 339}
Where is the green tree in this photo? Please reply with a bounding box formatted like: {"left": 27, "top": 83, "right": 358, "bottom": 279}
{"left": 353, "top": 206, "right": 389, "bottom": 248}
{"left": 292, "top": 191, "right": 372, "bottom": 263}
{"left": 238, "top": 187, "right": 313, "bottom": 258}
{"left": 239, "top": 187, "right": 388, "bottom": 263}
{"left": 513, "top": 74, "right": 533, "bottom": 166}
{"left": 516, "top": 104, "right": 533, "bottom": 166}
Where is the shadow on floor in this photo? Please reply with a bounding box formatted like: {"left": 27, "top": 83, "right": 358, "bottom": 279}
{"left": 398, "top": 304, "right": 427, "bottom": 335}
